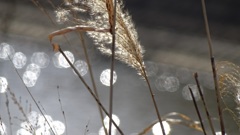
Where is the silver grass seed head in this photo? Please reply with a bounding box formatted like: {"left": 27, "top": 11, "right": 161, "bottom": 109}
{"left": 55, "top": 8, "right": 70, "bottom": 24}
{"left": 61, "top": 0, "right": 146, "bottom": 76}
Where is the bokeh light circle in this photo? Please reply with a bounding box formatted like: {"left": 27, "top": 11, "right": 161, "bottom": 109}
{"left": 22, "top": 71, "right": 38, "bottom": 87}
{"left": 182, "top": 84, "right": 203, "bottom": 101}
{"left": 31, "top": 52, "right": 50, "bottom": 68}
{"left": 100, "top": 69, "right": 117, "bottom": 86}
{"left": 155, "top": 74, "right": 179, "bottom": 92}
{"left": 12, "top": 52, "right": 27, "bottom": 69}
{"left": 52, "top": 120, "right": 65, "bottom": 135}
{"left": 26, "top": 63, "right": 41, "bottom": 78}
{"left": 0, "top": 42, "right": 15, "bottom": 60}
{"left": 73, "top": 60, "right": 88, "bottom": 76}
{"left": 58, "top": 51, "right": 75, "bottom": 68}
{"left": 152, "top": 121, "right": 171, "bottom": 135}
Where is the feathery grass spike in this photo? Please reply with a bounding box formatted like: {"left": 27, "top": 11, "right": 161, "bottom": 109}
{"left": 49, "top": 0, "right": 145, "bottom": 76}
{"left": 87, "top": 0, "right": 145, "bottom": 76}
{"left": 105, "top": 0, "right": 114, "bottom": 32}
{"left": 216, "top": 61, "right": 240, "bottom": 128}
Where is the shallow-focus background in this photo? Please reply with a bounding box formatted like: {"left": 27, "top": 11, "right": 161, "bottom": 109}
{"left": 0, "top": 0, "right": 240, "bottom": 135}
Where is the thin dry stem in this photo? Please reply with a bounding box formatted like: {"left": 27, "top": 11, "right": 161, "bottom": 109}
{"left": 194, "top": 73, "right": 216, "bottom": 135}
{"left": 142, "top": 67, "right": 166, "bottom": 135}
{"left": 200, "top": 0, "right": 225, "bottom": 134}
{"left": 107, "top": 0, "right": 117, "bottom": 134}
{"left": 188, "top": 87, "right": 207, "bottom": 135}
{"left": 77, "top": 32, "right": 108, "bottom": 135}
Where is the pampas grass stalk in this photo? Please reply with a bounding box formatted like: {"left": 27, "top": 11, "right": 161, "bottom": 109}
{"left": 106, "top": 0, "right": 117, "bottom": 134}
{"left": 200, "top": 0, "right": 225, "bottom": 134}
{"left": 77, "top": 33, "right": 109, "bottom": 135}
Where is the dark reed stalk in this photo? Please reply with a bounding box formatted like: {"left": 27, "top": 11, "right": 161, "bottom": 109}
{"left": 188, "top": 87, "right": 207, "bottom": 135}
{"left": 57, "top": 46, "right": 124, "bottom": 135}
{"left": 106, "top": 0, "right": 117, "bottom": 134}
{"left": 194, "top": 73, "right": 216, "bottom": 135}
{"left": 200, "top": 0, "right": 225, "bottom": 134}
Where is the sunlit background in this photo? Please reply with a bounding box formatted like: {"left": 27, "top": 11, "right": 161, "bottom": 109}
{"left": 0, "top": 0, "right": 240, "bottom": 135}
